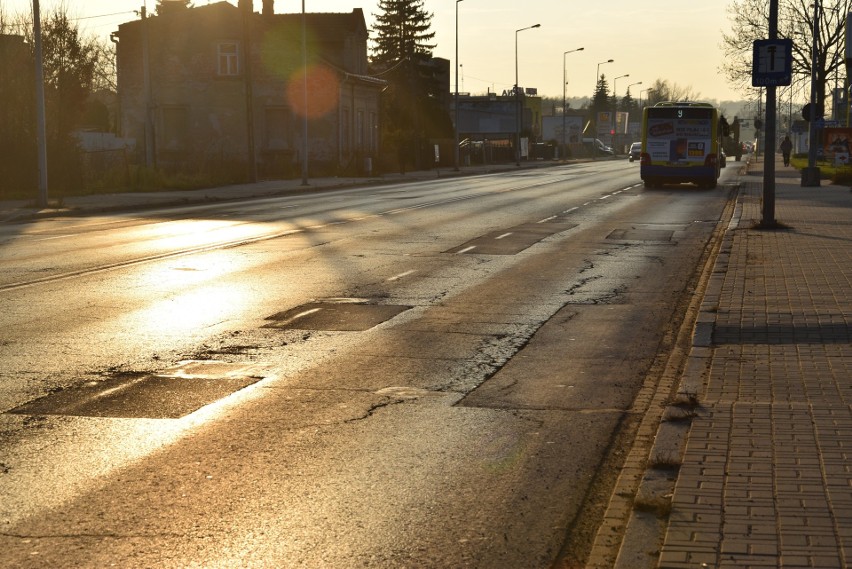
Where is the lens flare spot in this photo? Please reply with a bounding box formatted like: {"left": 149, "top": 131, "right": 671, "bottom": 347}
{"left": 288, "top": 64, "right": 339, "bottom": 119}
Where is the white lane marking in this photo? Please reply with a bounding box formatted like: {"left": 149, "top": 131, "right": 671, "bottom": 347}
{"left": 565, "top": 207, "right": 579, "bottom": 213}
{"left": 599, "top": 194, "right": 611, "bottom": 200}
{"left": 495, "top": 233, "right": 513, "bottom": 240}
{"left": 457, "top": 246, "right": 477, "bottom": 254}
{"left": 387, "top": 270, "right": 416, "bottom": 282}
{"left": 538, "top": 216, "right": 557, "bottom": 223}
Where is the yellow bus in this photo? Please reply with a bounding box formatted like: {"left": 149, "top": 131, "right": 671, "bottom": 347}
{"left": 640, "top": 101, "right": 722, "bottom": 189}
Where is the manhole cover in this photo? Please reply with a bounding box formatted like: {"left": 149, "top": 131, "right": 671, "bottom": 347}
{"left": 8, "top": 361, "right": 268, "bottom": 419}
{"left": 265, "top": 301, "right": 411, "bottom": 331}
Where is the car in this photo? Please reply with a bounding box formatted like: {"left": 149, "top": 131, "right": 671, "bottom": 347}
{"left": 582, "top": 138, "right": 614, "bottom": 156}
{"left": 628, "top": 142, "right": 641, "bottom": 162}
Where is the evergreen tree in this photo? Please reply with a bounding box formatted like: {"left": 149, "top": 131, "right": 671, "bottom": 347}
{"left": 620, "top": 89, "right": 637, "bottom": 119}
{"left": 156, "top": 0, "right": 193, "bottom": 16}
{"left": 588, "top": 74, "right": 610, "bottom": 132}
{"left": 371, "top": 0, "right": 435, "bottom": 64}
{"left": 370, "top": 0, "right": 450, "bottom": 172}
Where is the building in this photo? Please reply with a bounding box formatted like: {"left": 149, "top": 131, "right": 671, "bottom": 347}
{"left": 452, "top": 89, "right": 542, "bottom": 163}
{"left": 113, "top": 1, "right": 386, "bottom": 178}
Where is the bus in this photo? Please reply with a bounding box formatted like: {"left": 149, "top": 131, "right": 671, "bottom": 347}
{"left": 640, "top": 101, "right": 722, "bottom": 189}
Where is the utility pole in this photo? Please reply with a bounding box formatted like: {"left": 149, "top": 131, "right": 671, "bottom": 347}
{"left": 762, "top": 0, "right": 779, "bottom": 225}
{"left": 141, "top": 3, "right": 154, "bottom": 169}
{"left": 301, "top": 0, "right": 309, "bottom": 186}
{"left": 803, "top": 0, "right": 822, "bottom": 186}
{"left": 240, "top": 0, "right": 257, "bottom": 183}
{"left": 33, "top": 0, "right": 49, "bottom": 207}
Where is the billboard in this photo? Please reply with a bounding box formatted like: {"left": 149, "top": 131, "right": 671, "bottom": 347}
{"left": 542, "top": 116, "right": 583, "bottom": 143}
{"left": 824, "top": 128, "right": 852, "bottom": 166}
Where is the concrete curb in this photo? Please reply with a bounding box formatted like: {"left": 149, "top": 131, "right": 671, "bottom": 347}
{"left": 589, "top": 156, "right": 753, "bottom": 569}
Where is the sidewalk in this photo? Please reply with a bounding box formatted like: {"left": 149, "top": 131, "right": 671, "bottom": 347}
{"left": 616, "top": 155, "right": 852, "bottom": 568}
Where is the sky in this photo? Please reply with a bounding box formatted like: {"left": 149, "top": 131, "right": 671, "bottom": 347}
{"left": 1, "top": 0, "right": 748, "bottom": 103}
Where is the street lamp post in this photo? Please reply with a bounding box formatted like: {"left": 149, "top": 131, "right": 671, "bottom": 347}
{"left": 639, "top": 87, "right": 653, "bottom": 109}
{"left": 595, "top": 59, "right": 614, "bottom": 90}
{"left": 515, "top": 23, "right": 541, "bottom": 166}
{"left": 612, "top": 73, "right": 629, "bottom": 153}
{"left": 593, "top": 60, "right": 613, "bottom": 151}
{"left": 454, "top": 0, "right": 464, "bottom": 171}
{"left": 562, "top": 47, "right": 584, "bottom": 153}
{"left": 626, "top": 80, "right": 642, "bottom": 140}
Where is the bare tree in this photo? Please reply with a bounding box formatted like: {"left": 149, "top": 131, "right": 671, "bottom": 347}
{"left": 722, "top": 0, "right": 851, "bottom": 110}
{"left": 645, "top": 79, "right": 702, "bottom": 104}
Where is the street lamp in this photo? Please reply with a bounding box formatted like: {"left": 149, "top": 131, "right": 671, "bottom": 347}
{"left": 612, "top": 73, "right": 629, "bottom": 154}
{"left": 454, "top": 0, "right": 464, "bottom": 171}
{"left": 562, "top": 47, "right": 584, "bottom": 151}
{"left": 515, "top": 23, "right": 541, "bottom": 165}
{"left": 595, "top": 59, "right": 614, "bottom": 90}
{"left": 639, "top": 87, "right": 653, "bottom": 109}
{"left": 626, "top": 81, "right": 642, "bottom": 144}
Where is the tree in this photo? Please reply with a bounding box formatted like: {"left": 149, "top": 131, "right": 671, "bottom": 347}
{"left": 0, "top": 19, "right": 37, "bottom": 196}
{"left": 9, "top": 6, "right": 110, "bottom": 195}
{"left": 589, "top": 74, "right": 610, "bottom": 128}
{"left": 156, "top": 0, "right": 194, "bottom": 16}
{"left": 371, "top": 0, "right": 435, "bottom": 64}
{"left": 721, "top": 0, "right": 851, "bottom": 110}
{"left": 370, "top": 0, "right": 450, "bottom": 172}
{"left": 620, "top": 88, "right": 639, "bottom": 124}
{"left": 645, "top": 78, "right": 701, "bottom": 103}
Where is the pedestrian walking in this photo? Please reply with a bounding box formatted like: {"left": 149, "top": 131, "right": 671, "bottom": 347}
{"left": 780, "top": 135, "right": 793, "bottom": 166}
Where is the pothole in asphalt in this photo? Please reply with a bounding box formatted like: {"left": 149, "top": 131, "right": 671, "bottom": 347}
{"left": 607, "top": 228, "right": 674, "bottom": 242}
{"left": 8, "top": 360, "right": 269, "bottom": 419}
{"left": 375, "top": 386, "right": 448, "bottom": 399}
{"left": 264, "top": 298, "right": 411, "bottom": 331}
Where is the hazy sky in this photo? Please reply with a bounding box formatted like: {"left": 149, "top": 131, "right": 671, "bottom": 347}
{"left": 2, "top": 0, "right": 748, "bottom": 103}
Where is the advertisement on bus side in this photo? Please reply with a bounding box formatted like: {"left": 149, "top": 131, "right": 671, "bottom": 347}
{"left": 645, "top": 117, "right": 713, "bottom": 164}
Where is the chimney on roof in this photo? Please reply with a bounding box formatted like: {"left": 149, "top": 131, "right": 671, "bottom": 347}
{"left": 262, "top": 0, "right": 274, "bottom": 16}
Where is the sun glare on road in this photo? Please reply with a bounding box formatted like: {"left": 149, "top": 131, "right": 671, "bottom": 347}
{"left": 127, "top": 253, "right": 255, "bottom": 339}
{"left": 140, "top": 218, "right": 273, "bottom": 251}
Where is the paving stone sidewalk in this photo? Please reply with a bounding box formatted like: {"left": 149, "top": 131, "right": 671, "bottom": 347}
{"left": 659, "top": 156, "right": 852, "bottom": 569}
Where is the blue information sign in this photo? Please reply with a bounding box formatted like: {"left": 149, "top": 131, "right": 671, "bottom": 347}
{"left": 752, "top": 39, "right": 793, "bottom": 87}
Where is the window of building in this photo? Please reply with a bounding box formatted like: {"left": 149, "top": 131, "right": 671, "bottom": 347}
{"left": 218, "top": 42, "right": 239, "bottom": 76}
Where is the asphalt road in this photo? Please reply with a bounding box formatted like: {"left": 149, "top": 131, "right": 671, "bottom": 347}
{"left": 0, "top": 159, "right": 739, "bottom": 567}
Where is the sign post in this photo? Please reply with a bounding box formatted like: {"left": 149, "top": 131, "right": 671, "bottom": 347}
{"left": 752, "top": 3, "right": 789, "bottom": 225}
